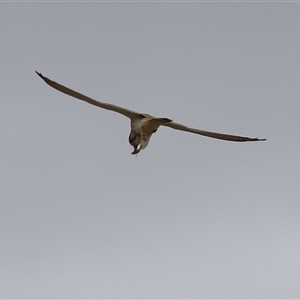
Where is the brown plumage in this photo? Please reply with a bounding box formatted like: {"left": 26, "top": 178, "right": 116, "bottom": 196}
{"left": 36, "top": 71, "right": 266, "bottom": 154}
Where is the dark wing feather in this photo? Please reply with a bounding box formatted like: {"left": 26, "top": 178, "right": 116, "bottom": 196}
{"left": 163, "top": 121, "right": 266, "bottom": 142}
{"left": 36, "top": 71, "right": 139, "bottom": 119}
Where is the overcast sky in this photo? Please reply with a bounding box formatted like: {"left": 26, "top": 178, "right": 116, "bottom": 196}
{"left": 1, "top": 2, "right": 300, "bottom": 298}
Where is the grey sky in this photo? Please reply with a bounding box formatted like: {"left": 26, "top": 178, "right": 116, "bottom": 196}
{"left": 1, "top": 2, "right": 300, "bottom": 298}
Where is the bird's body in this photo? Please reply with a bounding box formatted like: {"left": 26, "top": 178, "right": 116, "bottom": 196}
{"left": 36, "top": 71, "right": 266, "bottom": 154}
{"left": 129, "top": 114, "right": 172, "bottom": 154}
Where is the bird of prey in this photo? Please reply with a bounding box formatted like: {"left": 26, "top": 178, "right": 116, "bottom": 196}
{"left": 36, "top": 71, "right": 266, "bottom": 154}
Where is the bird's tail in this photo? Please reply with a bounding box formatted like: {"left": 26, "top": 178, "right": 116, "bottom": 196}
{"left": 147, "top": 118, "right": 172, "bottom": 133}
{"left": 155, "top": 118, "right": 172, "bottom": 124}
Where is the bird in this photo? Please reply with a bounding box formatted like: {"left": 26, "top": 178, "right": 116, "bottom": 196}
{"left": 35, "top": 71, "right": 266, "bottom": 154}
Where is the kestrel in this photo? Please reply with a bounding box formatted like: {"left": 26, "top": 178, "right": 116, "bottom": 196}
{"left": 36, "top": 72, "right": 266, "bottom": 154}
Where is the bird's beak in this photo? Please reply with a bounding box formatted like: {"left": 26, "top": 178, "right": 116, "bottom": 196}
{"left": 131, "top": 148, "right": 140, "bottom": 155}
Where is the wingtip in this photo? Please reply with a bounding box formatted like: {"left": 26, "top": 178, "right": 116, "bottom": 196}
{"left": 35, "top": 71, "right": 49, "bottom": 84}
{"left": 35, "top": 71, "right": 43, "bottom": 78}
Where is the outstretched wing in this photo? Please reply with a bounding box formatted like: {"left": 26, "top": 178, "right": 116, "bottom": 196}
{"left": 36, "top": 71, "right": 139, "bottom": 119}
{"left": 162, "top": 121, "right": 266, "bottom": 142}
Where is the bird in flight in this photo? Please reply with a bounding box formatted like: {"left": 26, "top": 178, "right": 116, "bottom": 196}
{"left": 36, "top": 71, "right": 266, "bottom": 154}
